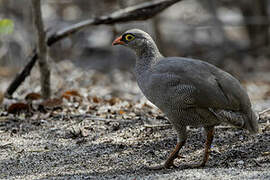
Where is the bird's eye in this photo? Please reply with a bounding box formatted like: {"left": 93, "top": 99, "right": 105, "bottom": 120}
{"left": 125, "top": 34, "right": 135, "bottom": 41}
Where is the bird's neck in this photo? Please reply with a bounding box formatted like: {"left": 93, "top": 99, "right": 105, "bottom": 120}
{"left": 135, "top": 40, "right": 163, "bottom": 70}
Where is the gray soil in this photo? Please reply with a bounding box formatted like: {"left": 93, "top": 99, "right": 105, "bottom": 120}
{"left": 0, "top": 61, "right": 269, "bottom": 179}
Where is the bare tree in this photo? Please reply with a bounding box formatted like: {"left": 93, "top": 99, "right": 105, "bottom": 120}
{"left": 31, "top": 0, "right": 51, "bottom": 99}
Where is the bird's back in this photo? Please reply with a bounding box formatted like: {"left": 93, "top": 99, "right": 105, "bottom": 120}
{"left": 138, "top": 57, "right": 258, "bottom": 133}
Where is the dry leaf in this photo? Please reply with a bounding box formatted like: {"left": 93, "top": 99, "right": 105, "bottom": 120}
{"left": 119, "top": 110, "right": 125, "bottom": 115}
{"left": 142, "top": 103, "right": 153, "bottom": 109}
{"left": 92, "top": 96, "right": 101, "bottom": 103}
{"left": 39, "top": 98, "right": 63, "bottom": 112}
{"left": 62, "top": 90, "right": 82, "bottom": 100}
{"left": 8, "top": 102, "right": 30, "bottom": 114}
{"left": 25, "top": 92, "right": 42, "bottom": 101}
{"left": 107, "top": 97, "right": 119, "bottom": 106}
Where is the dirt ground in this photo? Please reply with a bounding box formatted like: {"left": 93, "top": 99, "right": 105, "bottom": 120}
{"left": 0, "top": 61, "right": 269, "bottom": 179}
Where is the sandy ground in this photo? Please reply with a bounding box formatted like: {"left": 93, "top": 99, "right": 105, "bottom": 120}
{"left": 0, "top": 113, "right": 269, "bottom": 179}
{"left": 0, "top": 61, "right": 269, "bottom": 179}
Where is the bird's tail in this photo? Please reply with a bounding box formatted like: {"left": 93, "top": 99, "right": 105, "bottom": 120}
{"left": 244, "top": 110, "right": 259, "bottom": 134}
{"left": 211, "top": 108, "right": 259, "bottom": 134}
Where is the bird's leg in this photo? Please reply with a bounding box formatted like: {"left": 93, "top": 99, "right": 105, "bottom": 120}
{"left": 164, "top": 140, "right": 186, "bottom": 168}
{"left": 147, "top": 140, "right": 186, "bottom": 170}
{"left": 188, "top": 126, "right": 214, "bottom": 168}
{"left": 201, "top": 127, "right": 214, "bottom": 166}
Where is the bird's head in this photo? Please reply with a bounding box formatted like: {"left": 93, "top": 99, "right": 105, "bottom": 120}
{"left": 112, "top": 29, "right": 153, "bottom": 50}
{"left": 112, "top": 29, "right": 161, "bottom": 59}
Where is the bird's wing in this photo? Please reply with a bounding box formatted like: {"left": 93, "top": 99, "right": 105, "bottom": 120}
{"left": 150, "top": 57, "right": 251, "bottom": 111}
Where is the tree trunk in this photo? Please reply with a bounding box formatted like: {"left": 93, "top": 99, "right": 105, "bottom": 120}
{"left": 240, "top": 0, "right": 269, "bottom": 51}
{"left": 31, "top": 0, "right": 51, "bottom": 99}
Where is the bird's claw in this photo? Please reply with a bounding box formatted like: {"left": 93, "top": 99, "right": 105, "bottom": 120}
{"left": 164, "top": 161, "right": 178, "bottom": 169}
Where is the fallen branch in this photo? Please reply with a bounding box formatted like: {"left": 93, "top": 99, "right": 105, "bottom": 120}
{"left": 4, "top": 50, "right": 37, "bottom": 98}
{"left": 5, "top": 0, "right": 182, "bottom": 97}
{"left": 47, "top": 0, "right": 182, "bottom": 45}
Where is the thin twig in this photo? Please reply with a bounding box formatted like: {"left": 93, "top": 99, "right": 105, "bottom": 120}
{"left": 258, "top": 108, "right": 270, "bottom": 116}
{"left": 144, "top": 124, "right": 172, "bottom": 128}
{"left": 216, "top": 125, "right": 236, "bottom": 130}
{"left": 0, "top": 143, "right": 13, "bottom": 149}
{"left": 253, "top": 159, "right": 262, "bottom": 167}
{"left": 85, "top": 117, "right": 133, "bottom": 123}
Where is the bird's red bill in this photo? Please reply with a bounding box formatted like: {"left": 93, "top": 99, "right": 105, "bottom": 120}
{"left": 112, "top": 36, "right": 124, "bottom": 45}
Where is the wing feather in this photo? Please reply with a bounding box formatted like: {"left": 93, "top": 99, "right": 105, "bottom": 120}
{"left": 150, "top": 57, "right": 251, "bottom": 111}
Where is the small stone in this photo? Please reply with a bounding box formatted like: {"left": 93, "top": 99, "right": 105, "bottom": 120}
{"left": 237, "top": 160, "right": 244, "bottom": 165}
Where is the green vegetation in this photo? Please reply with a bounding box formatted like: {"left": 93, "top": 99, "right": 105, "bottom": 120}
{"left": 0, "top": 19, "right": 14, "bottom": 35}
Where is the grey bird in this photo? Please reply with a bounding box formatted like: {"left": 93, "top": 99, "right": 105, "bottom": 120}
{"left": 112, "top": 29, "right": 259, "bottom": 169}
